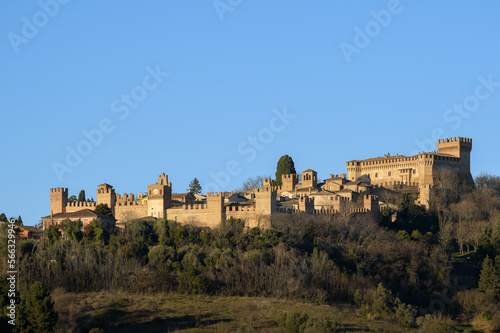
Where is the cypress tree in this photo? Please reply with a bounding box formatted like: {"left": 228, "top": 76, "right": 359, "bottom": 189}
{"left": 274, "top": 155, "right": 296, "bottom": 186}
{"left": 17, "top": 281, "right": 58, "bottom": 332}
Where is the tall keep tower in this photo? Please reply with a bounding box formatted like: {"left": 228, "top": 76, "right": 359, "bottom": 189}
{"left": 255, "top": 187, "right": 277, "bottom": 214}
{"left": 50, "top": 188, "right": 68, "bottom": 215}
{"left": 282, "top": 174, "right": 298, "bottom": 191}
{"left": 97, "top": 183, "right": 116, "bottom": 215}
{"left": 437, "top": 137, "right": 472, "bottom": 174}
{"left": 206, "top": 192, "right": 225, "bottom": 228}
{"left": 147, "top": 173, "right": 172, "bottom": 219}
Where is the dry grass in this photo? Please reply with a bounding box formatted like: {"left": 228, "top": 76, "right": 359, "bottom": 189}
{"left": 51, "top": 291, "right": 416, "bottom": 332}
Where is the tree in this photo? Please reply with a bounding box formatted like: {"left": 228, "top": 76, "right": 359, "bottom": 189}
{"left": 236, "top": 175, "right": 270, "bottom": 192}
{"left": 84, "top": 219, "right": 109, "bottom": 244}
{"left": 475, "top": 172, "right": 500, "bottom": 197}
{"left": 78, "top": 190, "right": 86, "bottom": 202}
{"left": 187, "top": 178, "right": 202, "bottom": 194}
{"left": 44, "top": 225, "right": 61, "bottom": 245}
{"left": 61, "top": 218, "right": 83, "bottom": 241}
{"left": 0, "top": 213, "right": 7, "bottom": 222}
{"left": 17, "top": 281, "right": 58, "bottom": 332}
{"left": 95, "top": 203, "right": 113, "bottom": 217}
{"left": 15, "top": 215, "right": 23, "bottom": 226}
{"left": 274, "top": 155, "right": 296, "bottom": 186}
{"left": 478, "top": 256, "right": 500, "bottom": 296}
{"left": 67, "top": 195, "right": 77, "bottom": 203}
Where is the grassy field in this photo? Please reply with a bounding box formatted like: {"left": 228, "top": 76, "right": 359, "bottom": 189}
{"left": 51, "top": 290, "right": 417, "bottom": 332}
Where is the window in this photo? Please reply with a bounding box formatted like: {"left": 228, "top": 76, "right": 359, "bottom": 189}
{"left": 375, "top": 173, "right": 378, "bottom": 178}
{"left": 413, "top": 170, "right": 416, "bottom": 174}
{"left": 388, "top": 171, "right": 392, "bottom": 176}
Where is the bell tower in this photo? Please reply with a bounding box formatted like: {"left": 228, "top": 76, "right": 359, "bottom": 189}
{"left": 147, "top": 173, "right": 172, "bottom": 218}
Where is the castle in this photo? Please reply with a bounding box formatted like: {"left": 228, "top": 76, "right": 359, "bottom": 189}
{"left": 346, "top": 137, "right": 472, "bottom": 206}
{"left": 43, "top": 137, "right": 471, "bottom": 230}
{"left": 44, "top": 174, "right": 278, "bottom": 230}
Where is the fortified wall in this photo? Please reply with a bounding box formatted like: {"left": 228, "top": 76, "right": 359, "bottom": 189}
{"left": 346, "top": 137, "right": 472, "bottom": 206}
{"left": 49, "top": 174, "right": 278, "bottom": 229}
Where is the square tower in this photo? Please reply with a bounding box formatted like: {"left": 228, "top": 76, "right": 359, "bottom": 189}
{"left": 97, "top": 183, "right": 116, "bottom": 215}
{"left": 437, "top": 137, "right": 472, "bottom": 174}
{"left": 301, "top": 169, "right": 318, "bottom": 188}
{"left": 282, "top": 174, "right": 298, "bottom": 191}
{"left": 50, "top": 188, "right": 68, "bottom": 215}
{"left": 255, "top": 187, "right": 277, "bottom": 214}
{"left": 147, "top": 173, "right": 172, "bottom": 218}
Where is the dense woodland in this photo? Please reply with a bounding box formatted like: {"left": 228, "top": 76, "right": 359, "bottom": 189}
{"left": 1, "top": 170, "right": 500, "bottom": 332}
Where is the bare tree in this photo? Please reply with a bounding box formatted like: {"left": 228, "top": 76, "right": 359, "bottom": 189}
{"left": 236, "top": 175, "right": 271, "bottom": 192}
{"left": 475, "top": 172, "right": 500, "bottom": 197}
{"left": 466, "top": 220, "right": 487, "bottom": 253}
{"left": 451, "top": 200, "right": 481, "bottom": 254}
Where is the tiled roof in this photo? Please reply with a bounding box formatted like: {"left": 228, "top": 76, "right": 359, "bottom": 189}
{"left": 42, "top": 209, "right": 116, "bottom": 221}
{"left": 16, "top": 226, "right": 43, "bottom": 233}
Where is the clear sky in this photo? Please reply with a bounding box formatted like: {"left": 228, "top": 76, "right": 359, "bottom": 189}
{"left": 1, "top": 1, "right": 500, "bottom": 226}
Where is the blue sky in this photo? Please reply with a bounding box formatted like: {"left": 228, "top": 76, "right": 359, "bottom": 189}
{"left": 1, "top": 1, "right": 500, "bottom": 225}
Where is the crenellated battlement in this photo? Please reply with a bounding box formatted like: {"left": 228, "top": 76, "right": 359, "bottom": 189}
{"left": 299, "top": 197, "right": 314, "bottom": 203}
{"left": 183, "top": 204, "right": 207, "bottom": 210}
{"left": 226, "top": 206, "right": 256, "bottom": 212}
{"left": 263, "top": 178, "right": 272, "bottom": 187}
{"left": 116, "top": 200, "right": 147, "bottom": 206}
{"left": 313, "top": 208, "right": 336, "bottom": 215}
{"left": 329, "top": 174, "right": 347, "bottom": 179}
{"left": 207, "top": 192, "right": 224, "bottom": 198}
{"left": 50, "top": 188, "right": 68, "bottom": 193}
{"left": 256, "top": 187, "right": 277, "bottom": 194}
{"left": 66, "top": 201, "right": 96, "bottom": 208}
{"left": 116, "top": 192, "right": 136, "bottom": 203}
{"left": 438, "top": 137, "right": 472, "bottom": 144}
{"left": 351, "top": 208, "right": 370, "bottom": 214}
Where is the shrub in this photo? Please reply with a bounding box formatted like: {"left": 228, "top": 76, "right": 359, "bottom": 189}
{"left": 276, "top": 312, "right": 339, "bottom": 333}
{"left": 371, "top": 283, "right": 393, "bottom": 316}
{"left": 276, "top": 312, "right": 309, "bottom": 333}
{"left": 394, "top": 298, "right": 417, "bottom": 327}
{"left": 416, "top": 314, "right": 456, "bottom": 333}
{"left": 89, "top": 328, "right": 106, "bottom": 333}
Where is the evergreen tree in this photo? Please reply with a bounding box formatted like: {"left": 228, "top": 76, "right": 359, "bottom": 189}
{"left": 61, "top": 219, "right": 83, "bottom": 241}
{"left": 188, "top": 178, "right": 202, "bottom": 194}
{"left": 78, "top": 190, "right": 86, "bottom": 202}
{"left": 84, "top": 219, "right": 109, "bottom": 244}
{"left": 95, "top": 203, "right": 113, "bottom": 217}
{"left": 17, "top": 281, "right": 58, "bottom": 332}
{"left": 0, "top": 213, "right": 8, "bottom": 222}
{"left": 67, "top": 195, "right": 77, "bottom": 203}
{"left": 44, "top": 225, "right": 61, "bottom": 245}
{"left": 15, "top": 216, "right": 23, "bottom": 226}
{"left": 274, "top": 155, "right": 296, "bottom": 186}
{"left": 478, "top": 255, "right": 500, "bottom": 296}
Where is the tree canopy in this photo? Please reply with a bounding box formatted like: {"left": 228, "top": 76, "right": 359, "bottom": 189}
{"left": 78, "top": 190, "right": 86, "bottom": 202}
{"left": 95, "top": 203, "right": 113, "bottom": 217}
{"left": 17, "top": 281, "right": 58, "bottom": 332}
{"left": 274, "top": 155, "right": 296, "bottom": 186}
{"left": 237, "top": 175, "right": 270, "bottom": 192}
{"left": 188, "top": 178, "right": 202, "bottom": 194}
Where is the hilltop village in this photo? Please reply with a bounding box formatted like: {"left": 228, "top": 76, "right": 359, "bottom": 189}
{"left": 42, "top": 137, "right": 473, "bottom": 231}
